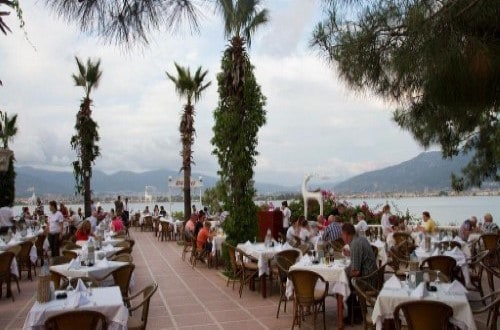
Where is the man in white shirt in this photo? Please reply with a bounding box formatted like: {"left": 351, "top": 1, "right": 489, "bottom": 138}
{"left": 87, "top": 210, "right": 98, "bottom": 233}
{"left": 281, "top": 201, "right": 291, "bottom": 235}
{"left": 380, "top": 204, "right": 393, "bottom": 237}
{"left": 354, "top": 212, "right": 369, "bottom": 235}
{"left": 0, "top": 205, "right": 14, "bottom": 234}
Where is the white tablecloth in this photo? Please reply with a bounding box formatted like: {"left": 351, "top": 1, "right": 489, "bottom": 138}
{"left": 237, "top": 243, "right": 297, "bottom": 276}
{"left": 414, "top": 247, "right": 471, "bottom": 287}
{"left": 23, "top": 286, "right": 128, "bottom": 330}
{"left": 50, "top": 261, "right": 128, "bottom": 280}
{"left": 159, "top": 217, "right": 183, "bottom": 235}
{"left": 372, "top": 281, "right": 476, "bottom": 330}
{"left": 74, "top": 246, "right": 122, "bottom": 259}
{"left": 3, "top": 237, "right": 39, "bottom": 264}
{"left": 76, "top": 238, "right": 124, "bottom": 248}
{"left": 211, "top": 235, "right": 226, "bottom": 256}
{"left": 286, "top": 258, "right": 351, "bottom": 302}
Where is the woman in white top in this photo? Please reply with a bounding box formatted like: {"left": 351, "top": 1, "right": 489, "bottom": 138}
{"left": 286, "top": 218, "right": 301, "bottom": 244}
{"left": 47, "top": 200, "right": 64, "bottom": 257}
{"left": 354, "top": 212, "right": 369, "bottom": 235}
{"left": 299, "top": 216, "right": 312, "bottom": 245}
{"left": 380, "top": 204, "right": 393, "bottom": 237}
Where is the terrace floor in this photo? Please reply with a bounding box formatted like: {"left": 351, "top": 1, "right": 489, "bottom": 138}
{"left": 1, "top": 230, "right": 496, "bottom": 329}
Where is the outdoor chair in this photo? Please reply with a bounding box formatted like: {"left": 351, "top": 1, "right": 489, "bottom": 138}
{"left": 115, "top": 247, "right": 132, "bottom": 256}
{"left": 223, "top": 242, "right": 242, "bottom": 290}
{"left": 462, "top": 250, "right": 489, "bottom": 297}
{"left": 351, "top": 278, "right": 377, "bottom": 330}
{"left": 68, "top": 276, "right": 99, "bottom": 288}
{"left": 420, "top": 255, "right": 457, "bottom": 281}
{"left": 191, "top": 240, "right": 212, "bottom": 269}
{"left": 275, "top": 255, "right": 294, "bottom": 318}
{"left": 142, "top": 216, "right": 153, "bottom": 232}
{"left": 132, "top": 213, "right": 140, "bottom": 229}
{"left": 153, "top": 218, "right": 160, "bottom": 237}
{"left": 50, "top": 270, "right": 68, "bottom": 290}
{"left": 62, "top": 249, "right": 78, "bottom": 260}
{"left": 0, "top": 251, "right": 16, "bottom": 301}
{"left": 62, "top": 241, "right": 80, "bottom": 250}
{"left": 159, "top": 222, "right": 173, "bottom": 241}
{"left": 111, "top": 253, "right": 133, "bottom": 263}
{"left": 50, "top": 256, "right": 72, "bottom": 266}
{"left": 5, "top": 245, "right": 21, "bottom": 294}
{"left": 438, "top": 241, "right": 462, "bottom": 251}
{"left": 182, "top": 232, "right": 193, "bottom": 261}
{"left": 271, "top": 249, "right": 300, "bottom": 296}
{"left": 35, "top": 233, "right": 47, "bottom": 266}
{"left": 125, "top": 283, "right": 158, "bottom": 330}
{"left": 45, "top": 310, "right": 107, "bottom": 330}
{"left": 388, "top": 246, "right": 410, "bottom": 279}
{"left": 393, "top": 232, "right": 413, "bottom": 246}
{"left": 393, "top": 300, "right": 453, "bottom": 330}
{"left": 126, "top": 238, "right": 135, "bottom": 251}
{"left": 17, "top": 240, "right": 36, "bottom": 280}
{"left": 236, "top": 247, "right": 259, "bottom": 298}
{"left": 331, "top": 238, "right": 345, "bottom": 252}
{"left": 470, "top": 290, "right": 499, "bottom": 330}
{"left": 95, "top": 263, "right": 135, "bottom": 306}
{"left": 419, "top": 269, "right": 450, "bottom": 283}
{"left": 480, "top": 261, "right": 500, "bottom": 293}
{"left": 115, "top": 241, "right": 131, "bottom": 249}
{"left": 288, "top": 269, "right": 329, "bottom": 330}
{"left": 480, "top": 233, "right": 499, "bottom": 267}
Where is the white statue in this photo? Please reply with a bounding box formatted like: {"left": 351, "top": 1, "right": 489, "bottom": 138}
{"left": 301, "top": 174, "right": 324, "bottom": 219}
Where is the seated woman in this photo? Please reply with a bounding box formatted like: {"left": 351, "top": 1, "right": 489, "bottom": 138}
{"left": 286, "top": 218, "right": 301, "bottom": 246}
{"left": 111, "top": 212, "right": 124, "bottom": 233}
{"left": 76, "top": 220, "right": 93, "bottom": 241}
{"left": 299, "top": 217, "right": 312, "bottom": 245}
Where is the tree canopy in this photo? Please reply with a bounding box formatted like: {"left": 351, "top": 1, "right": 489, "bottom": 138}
{"left": 312, "top": 0, "right": 499, "bottom": 188}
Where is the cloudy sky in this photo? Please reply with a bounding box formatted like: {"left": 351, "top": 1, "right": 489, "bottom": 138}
{"left": 0, "top": 0, "right": 427, "bottom": 187}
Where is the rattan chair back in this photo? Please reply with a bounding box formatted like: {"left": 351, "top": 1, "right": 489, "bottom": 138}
{"left": 421, "top": 255, "right": 457, "bottom": 280}
{"left": 50, "top": 256, "right": 72, "bottom": 266}
{"left": 45, "top": 310, "right": 107, "bottom": 330}
{"left": 111, "top": 254, "right": 133, "bottom": 263}
{"left": 393, "top": 300, "right": 453, "bottom": 330}
{"left": 288, "top": 269, "right": 328, "bottom": 306}
{"left": 62, "top": 250, "right": 78, "bottom": 260}
{"left": 127, "top": 283, "right": 158, "bottom": 330}
{"left": 276, "top": 249, "right": 300, "bottom": 265}
{"left": 393, "top": 232, "right": 412, "bottom": 246}
{"left": 351, "top": 278, "right": 377, "bottom": 330}
{"left": 112, "top": 263, "right": 135, "bottom": 299}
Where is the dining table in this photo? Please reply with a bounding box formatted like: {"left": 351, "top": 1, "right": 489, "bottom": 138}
{"left": 22, "top": 286, "right": 129, "bottom": 330}
{"left": 0, "top": 234, "right": 39, "bottom": 264}
{"left": 286, "top": 256, "right": 351, "bottom": 330}
{"left": 50, "top": 260, "right": 129, "bottom": 281}
{"left": 371, "top": 277, "right": 476, "bottom": 330}
{"left": 236, "top": 242, "right": 299, "bottom": 298}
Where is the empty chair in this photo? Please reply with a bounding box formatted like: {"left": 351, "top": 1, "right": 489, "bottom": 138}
{"left": 17, "top": 240, "right": 36, "bottom": 280}
{"left": 464, "top": 250, "right": 489, "bottom": 296}
{"left": 95, "top": 264, "right": 135, "bottom": 304}
{"left": 393, "top": 232, "right": 413, "bottom": 246}
{"left": 351, "top": 278, "right": 377, "bottom": 330}
{"left": 62, "top": 241, "right": 81, "bottom": 250}
{"left": 35, "top": 233, "right": 47, "bottom": 266}
{"left": 223, "top": 242, "right": 241, "bottom": 290}
{"left": 110, "top": 254, "right": 133, "bottom": 263}
{"left": 62, "top": 250, "right": 78, "bottom": 260}
{"left": 49, "top": 270, "right": 69, "bottom": 290}
{"left": 124, "top": 283, "right": 158, "bottom": 330}
{"left": 288, "top": 269, "right": 329, "bottom": 329}
{"left": 0, "top": 251, "right": 16, "bottom": 301}
{"left": 50, "top": 256, "right": 72, "bottom": 266}
{"left": 393, "top": 300, "right": 453, "bottom": 330}
{"left": 236, "top": 248, "right": 259, "bottom": 298}
{"left": 142, "top": 216, "right": 153, "bottom": 232}
{"left": 275, "top": 255, "right": 294, "bottom": 318}
{"left": 470, "top": 290, "right": 500, "bottom": 330}
{"left": 480, "top": 261, "right": 500, "bottom": 293}
{"left": 480, "top": 233, "right": 499, "bottom": 267}
{"left": 45, "top": 310, "right": 107, "bottom": 330}
{"left": 420, "top": 255, "right": 457, "bottom": 281}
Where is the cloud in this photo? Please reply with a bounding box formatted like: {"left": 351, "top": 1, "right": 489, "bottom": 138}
{"left": 0, "top": 1, "right": 425, "bottom": 189}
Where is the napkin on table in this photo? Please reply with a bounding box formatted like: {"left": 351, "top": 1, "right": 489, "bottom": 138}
{"left": 96, "top": 257, "right": 109, "bottom": 268}
{"left": 451, "top": 246, "right": 461, "bottom": 254}
{"left": 67, "top": 257, "right": 81, "bottom": 270}
{"left": 411, "top": 282, "right": 428, "bottom": 298}
{"left": 7, "top": 238, "right": 17, "bottom": 245}
{"left": 102, "top": 244, "right": 114, "bottom": 252}
{"left": 447, "top": 280, "right": 468, "bottom": 294}
{"left": 385, "top": 275, "right": 402, "bottom": 289}
{"left": 244, "top": 240, "right": 252, "bottom": 247}
{"left": 74, "top": 278, "right": 87, "bottom": 292}
{"left": 0, "top": 240, "right": 5, "bottom": 247}
{"left": 66, "top": 292, "right": 90, "bottom": 308}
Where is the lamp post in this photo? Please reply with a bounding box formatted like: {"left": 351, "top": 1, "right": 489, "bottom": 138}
{"left": 199, "top": 176, "right": 203, "bottom": 210}
{"left": 168, "top": 176, "right": 173, "bottom": 214}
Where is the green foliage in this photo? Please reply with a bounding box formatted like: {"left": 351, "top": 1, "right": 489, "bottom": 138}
{"left": 171, "top": 211, "right": 184, "bottom": 221}
{"left": 166, "top": 63, "right": 211, "bottom": 220}
{"left": 201, "top": 180, "right": 227, "bottom": 212}
{"left": 312, "top": 0, "right": 499, "bottom": 188}
{"left": 0, "top": 154, "right": 15, "bottom": 207}
{"left": 0, "top": 111, "right": 18, "bottom": 148}
{"left": 71, "top": 57, "right": 102, "bottom": 217}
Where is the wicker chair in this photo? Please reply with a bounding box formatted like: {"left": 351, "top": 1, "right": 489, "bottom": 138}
{"left": 45, "top": 310, "right": 107, "bottom": 330}
{"left": 393, "top": 232, "right": 413, "bottom": 246}
{"left": 191, "top": 240, "right": 212, "bottom": 269}
{"left": 17, "top": 240, "right": 36, "bottom": 280}
{"left": 153, "top": 218, "right": 160, "bottom": 237}
{"left": 62, "top": 250, "right": 78, "bottom": 260}
{"left": 111, "top": 253, "right": 133, "bottom": 263}
{"left": 125, "top": 283, "right": 158, "bottom": 330}
{"left": 480, "top": 233, "right": 499, "bottom": 267}
{"left": 463, "top": 250, "right": 490, "bottom": 297}
{"left": 288, "top": 269, "right": 329, "bottom": 330}
{"left": 236, "top": 247, "right": 259, "bottom": 298}
{"left": 331, "top": 238, "right": 345, "bottom": 252}
{"left": 275, "top": 255, "right": 294, "bottom": 318}
{"left": 50, "top": 256, "right": 72, "bottom": 266}
{"left": 480, "top": 261, "right": 500, "bottom": 293}
{"left": 420, "top": 255, "right": 457, "bottom": 281}
{"left": 5, "top": 245, "right": 21, "bottom": 294}
{"left": 0, "top": 251, "right": 16, "bottom": 301}
{"left": 126, "top": 239, "right": 135, "bottom": 251}
{"left": 142, "top": 216, "right": 153, "bottom": 232}
{"left": 438, "top": 241, "right": 462, "bottom": 251}
{"left": 132, "top": 213, "right": 140, "bottom": 229}
{"left": 50, "top": 270, "right": 68, "bottom": 290}
{"left": 223, "top": 242, "right": 242, "bottom": 290}
{"left": 351, "top": 278, "right": 376, "bottom": 330}
{"left": 35, "top": 233, "right": 47, "bottom": 266}
{"left": 68, "top": 277, "right": 100, "bottom": 288}
{"left": 182, "top": 233, "right": 193, "bottom": 261}
{"left": 470, "top": 290, "right": 499, "bottom": 330}
{"left": 388, "top": 246, "right": 410, "bottom": 279}
{"left": 393, "top": 300, "right": 453, "bottom": 330}
{"left": 95, "top": 264, "right": 135, "bottom": 305}
{"left": 271, "top": 249, "right": 300, "bottom": 296}
{"left": 159, "top": 222, "right": 173, "bottom": 241}
{"left": 62, "top": 241, "right": 81, "bottom": 250}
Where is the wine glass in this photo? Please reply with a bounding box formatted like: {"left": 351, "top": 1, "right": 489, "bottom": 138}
{"left": 86, "top": 281, "right": 93, "bottom": 296}
{"left": 405, "top": 271, "right": 410, "bottom": 287}
{"left": 435, "top": 270, "right": 441, "bottom": 286}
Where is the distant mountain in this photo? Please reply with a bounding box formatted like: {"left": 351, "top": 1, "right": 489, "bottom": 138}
{"left": 333, "top": 151, "right": 473, "bottom": 193}
{"left": 14, "top": 166, "right": 291, "bottom": 197}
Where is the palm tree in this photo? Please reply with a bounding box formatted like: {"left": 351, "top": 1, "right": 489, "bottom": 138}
{"left": 71, "top": 57, "right": 102, "bottom": 217}
{"left": 0, "top": 110, "right": 18, "bottom": 206}
{"left": 167, "top": 63, "right": 211, "bottom": 221}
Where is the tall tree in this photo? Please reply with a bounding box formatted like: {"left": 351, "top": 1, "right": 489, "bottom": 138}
{"left": 0, "top": 110, "right": 18, "bottom": 206}
{"left": 166, "top": 63, "right": 211, "bottom": 221}
{"left": 212, "top": 0, "right": 268, "bottom": 245}
{"left": 71, "top": 57, "right": 102, "bottom": 217}
{"left": 311, "top": 0, "right": 499, "bottom": 188}
{"left": 44, "top": 0, "right": 205, "bottom": 46}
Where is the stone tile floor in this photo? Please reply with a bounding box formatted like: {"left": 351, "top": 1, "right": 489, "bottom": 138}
{"left": 0, "top": 230, "right": 496, "bottom": 329}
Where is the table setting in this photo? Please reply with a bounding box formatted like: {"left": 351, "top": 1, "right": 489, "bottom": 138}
{"left": 372, "top": 274, "right": 476, "bottom": 330}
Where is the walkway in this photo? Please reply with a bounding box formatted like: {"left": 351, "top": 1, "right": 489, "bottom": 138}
{"left": 1, "top": 230, "right": 495, "bottom": 329}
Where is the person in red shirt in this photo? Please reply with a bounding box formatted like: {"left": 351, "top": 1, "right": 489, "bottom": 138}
{"left": 196, "top": 221, "right": 215, "bottom": 252}
{"left": 59, "top": 203, "right": 69, "bottom": 218}
{"left": 111, "top": 212, "right": 124, "bottom": 233}
{"left": 75, "top": 220, "right": 93, "bottom": 241}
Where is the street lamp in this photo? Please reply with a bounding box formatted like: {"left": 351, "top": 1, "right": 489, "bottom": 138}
{"left": 0, "top": 148, "right": 13, "bottom": 172}
{"left": 168, "top": 176, "right": 173, "bottom": 214}
{"left": 198, "top": 176, "right": 203, "bottom": 209}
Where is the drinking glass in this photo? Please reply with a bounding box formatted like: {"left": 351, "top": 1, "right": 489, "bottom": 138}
{"left": 325, "top": 255, "right": 330, "bottom": 266}
{"left": 86, "top": 281, "right": 93, "bottom": 296}
{"left": 435, "top": 270, "right": 441, "bottom": 285}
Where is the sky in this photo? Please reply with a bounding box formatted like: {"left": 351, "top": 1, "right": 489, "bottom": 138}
{"left": 0, "top": 0, "right": 427, "bottom": 188}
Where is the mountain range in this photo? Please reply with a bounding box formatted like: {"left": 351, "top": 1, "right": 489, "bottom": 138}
{"left": 13, "top": 151, "right": 482, "bottom": 197}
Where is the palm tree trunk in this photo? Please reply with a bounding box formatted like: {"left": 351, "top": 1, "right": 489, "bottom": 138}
{"left": 183, "top": 164, "right": 191, "bottom": 221}
{"left": 84, "top": 167, "right": 91, "bottom": 218}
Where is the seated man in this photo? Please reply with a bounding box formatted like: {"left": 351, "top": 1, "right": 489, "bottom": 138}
{"left": 341, "top": 223, "right": 377, "bottom": 325}
{"left": 196, "top": 221, "right": 215, "bottom": 254}
{"left": 184, "top": 214, "right": 196, "bottom": 239}
{"left": 419, "top": 211, "right": 437, "bottom": 234}
{"left": 322, "top": 218, "right": 343, "bottom": 242}
{"left": 459, "top": 216, "right": 478, "bottom": 241}
{"left": 482, "top": 213, "right": 498, "bottom": 234}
